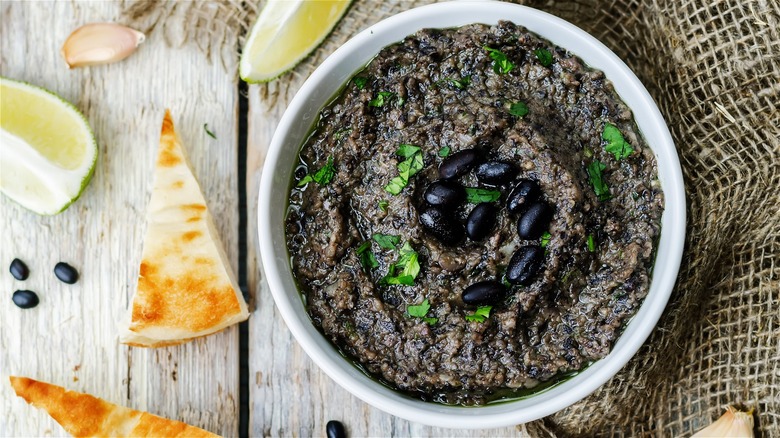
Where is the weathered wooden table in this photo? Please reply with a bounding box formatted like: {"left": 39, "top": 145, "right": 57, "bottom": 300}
{"left": 0, "top": 2, "right": 527, "bottom": 436}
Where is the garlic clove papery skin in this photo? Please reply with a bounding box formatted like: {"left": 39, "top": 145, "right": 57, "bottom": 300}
{"left": 61, "top": 23, "right": 145, "bottom": 68}
{"left": 691, "top": 406, "right": 754, "bottom": 438}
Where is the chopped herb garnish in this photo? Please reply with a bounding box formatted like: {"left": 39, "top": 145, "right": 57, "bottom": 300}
{"left": 587, "top": 234, "right": 597, "bottom": 252}
{"left": 353, "top": 76, "right": 369, "bottom": 89}
{"left": 587, "top": 160, "right": 611, "bottom": 201}
{"left": 396, "top": 144, "right": 421, "bottom": 157}
{"left": 407, "top": 299, "right": 437, "bottom": 325}
{"left": 381, "top": 242, "right": 421, "bottom": 286}
{"left": 602, "top": 122, "right": 635, "bottom": 160}
{"left": 465, "top": 305, "right": 492, "bottom": 323}
{"left": 378, "top": 200, "right": 389, "bottom": 211}
{"left": 298, "top": 155, "right": 336, "bottom": 186}
{"left": 449, "top": 75, "right": 471, "bottom": 89}
{"left": 369, "top": 91, "right": 396, "bottom": 107}
{"left": 509, "top": 101, "right": 529, "bottom": 117}
{"left": 356, "top": 241, "right": 378, "bottom": 271}
{"left": 397, "top": 97, "right": 406, "bottom": 107}
{"left": 203, "top": 124, "right": 216, "bottom": 139}
{"left": 583, "top": 147, "right": 594, "bottom": 158}
{"left": 464, "top": 187, "right": 501, "bottom": 203}
{"left": 438, "top": 146, "right": 451, "bottom": 157}
{"left": 540, "top": 232, "right": 552, "bottom": 248}
{"left": 533, "top": 48, "right": 553, "bottom": 67}
{"left": 587, "top": 234, "right": 596, "bottom": 252}
{"left": 385, "top": 145, "right": 424, "bottom": 195}
{"left": 372, "top": 233, "right": 400, "bottom": 250}
{"left": 483, "top": 46, "right": 515, "bottom": 74}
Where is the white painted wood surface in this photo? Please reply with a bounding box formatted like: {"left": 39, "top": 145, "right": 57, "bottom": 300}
{"left": 0, "top": 2, "right": 240, "bottom": 436}
{"left": 246, "top": 2, "right": 537, "bottom": 435}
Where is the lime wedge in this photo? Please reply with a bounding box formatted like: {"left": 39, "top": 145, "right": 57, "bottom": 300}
{"left": 0, "top": 77, "right": 97, "bottom": 215}
{"left": 240, "top": 0, "right": 352, "bottom": 83}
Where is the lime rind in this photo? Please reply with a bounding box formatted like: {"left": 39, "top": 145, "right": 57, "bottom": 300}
{"left": 0, "top": 76, "right": 98, "bottom": 215}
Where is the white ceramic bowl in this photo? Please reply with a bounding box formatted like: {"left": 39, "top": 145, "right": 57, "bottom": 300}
{"left": 258, "top": 1, "right": 685, "bottom": 429}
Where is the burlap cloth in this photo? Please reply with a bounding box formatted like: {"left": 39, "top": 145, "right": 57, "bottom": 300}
{"left": 121, "top": 0, "right": 779, "bottom": 435}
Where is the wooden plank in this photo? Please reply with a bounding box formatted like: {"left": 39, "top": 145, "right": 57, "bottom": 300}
{"left": 0, "top": 2, "right": 240, "bottom": 436}
{"left": 246, "top": 3, "right": 535, "bottom": 434}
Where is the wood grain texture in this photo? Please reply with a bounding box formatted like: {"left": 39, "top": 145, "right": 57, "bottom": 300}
{"left": 0, "top": 2, "right": 240, "bottom": 436}
{"left": 246, "top": 2, "right": 541, "bottom": 435}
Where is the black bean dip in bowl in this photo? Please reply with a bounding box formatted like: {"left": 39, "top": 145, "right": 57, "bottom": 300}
{"left": 258, "top": 2, "right": 685, "bottom": 428}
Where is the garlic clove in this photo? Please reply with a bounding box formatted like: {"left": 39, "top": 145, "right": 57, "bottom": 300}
{"left": 61, "top": 23, "right": 145, "bottom": 68}
{"left": 691, "top": 406, "right": 755, "bottom": 437}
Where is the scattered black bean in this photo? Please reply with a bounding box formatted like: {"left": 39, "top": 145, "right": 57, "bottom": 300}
{"left": 466, "top": 203, "right": 498, "bottom": 240}
{"left": 438, "top": 149, "right": 480, "bottom": 180}
{"left": 419, "top": 205, "right": 465, "bottom": 246}
{"left": 462, "top": 280, "right": 509, "bottom": 305}
{"left": 54, "top": 262, "right": 79, "bottom": 284}
{"left": 326, "top": 420, "right": 346, "bottom": 438}
{"left": 12, "top": 290, "right": 39, "bottom": 309}
{"left": 506, "top": 246, "right": 544, "bottom": 285}
{"left": 507, "top": 179, "right": 541, "bottom": 214}
{"left": 424, "top": 180, "right": 465, "bottom": 209}
{"left": 10, "top": 258, "right": 29, "bottom": 281}
{"left": 475, "top": 161, "right": 518, "bottom": 186}
{"left": 517, "top": 202, "right": 553, "bottom": 239}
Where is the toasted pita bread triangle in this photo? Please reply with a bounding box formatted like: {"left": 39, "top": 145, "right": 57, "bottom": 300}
{"left": 9, "top": 376, "right": 219, "bottom": 437}
{"left": 119, "top": 111, "right": 248, "bottom": 347}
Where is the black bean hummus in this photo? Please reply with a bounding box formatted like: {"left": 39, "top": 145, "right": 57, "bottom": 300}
{"left": 286, "top": 21, "right": 663, "bottom": 405}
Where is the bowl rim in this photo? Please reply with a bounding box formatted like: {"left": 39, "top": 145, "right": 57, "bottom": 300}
{"left": 258, "top": 0, "right": 685, "bottom": 429}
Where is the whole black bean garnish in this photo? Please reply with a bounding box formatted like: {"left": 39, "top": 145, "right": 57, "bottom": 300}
{"left": 424, "top": 180, "right": 466, "bottom": 209}
{"left": 507, "top": 179, "right": 541, "bottom": 214}
{"left": 326, "top": 420, "right": 347, "bottom": 438}
{"left": 466, "top": 203, "right": 498, "bottom": 240}
{"left": 506, "top": 246, "right": 544, "bottom": 285}
{"left": 10, "top": 258, "right": 29, "bottom": 281}
{"left": 517, "top": 202, "right": 553, "bottom": 239}
{"left": 54, "top": 262, "right": 79, "bottom": 284}
{"left": 438, "top": 149, "right": 480, "bottom": 180}
{"left": 419, "top": 205, "right": 465, "bottom": 246}
{"left": 462, "top": 280, "right": 509, "bottom": 305}
{"left": 475, "top": 161, "right": 518, "bottom": 186}
{"left": 12, "top": 290, "right": 39, "bottom": 309}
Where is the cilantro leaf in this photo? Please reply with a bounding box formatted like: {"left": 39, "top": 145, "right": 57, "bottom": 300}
{"left": 313, "top": 156, "right": 335, "bottom": 184}
{"left": 438, "top": 146, "right": 451, "bottom": 157}
{"left": 378, "top": 200, "right": 389, "bottom": 211}
{"left": 540, "top": 232, "right": 552, "bottom": 248}
{"left": 587, "top": 234, "right": 596, "bottom": 252}
{"left": 483, "top": 46, "right": 514, "bottom": 74}
{"left": 353, "top": 76, "right": 369, "bottom": 89}
{"left": 373, "top": 233, "right": 400, "bottom": 249}
{"left": 464, "top": 187, "right": 501, "bottom": 203}
{"left": 381, "top": 242, "right": 420, "bottom": 285}
{"left": 384, "top": 176, "right": 406, "bottom": 195}
{"left": 407, "top": 299, "right": 437, "bottom": 325}
{"left": 203, "top": 123, "right": 216, "bottom": 139}
{"left": 602, "top": 122, "right": 634, "bottom": 160}
{"left": 534, "top": 48, "right": 553, "bottom": 67}
{"left": 587, "top": 160, "right": 611, "bottom": 201}
{"left": 407, "top": 300, "right": 429, "bottom": 317}
{"left": 296, "top": 175, "right": 313, "bottom": 187}
{"left": 449, "top": 75, "right": 471, "bottom": 89}
{"left": 509, "top": 102, "right": 529, "bottom": 117}
{"left": 396, "top": 144, "right": 421, "bottom": 158}
{"left": 385, "top": 146, "right": 424, "bottom": 195}
{"left": 465, "top": 305, "right": 492, "bottom": 323}
{"left": 355, "top": 241, "right": 378, "bottom": 271}
{"left": 369, "top": 91, "right": 396, "bottom": 107}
